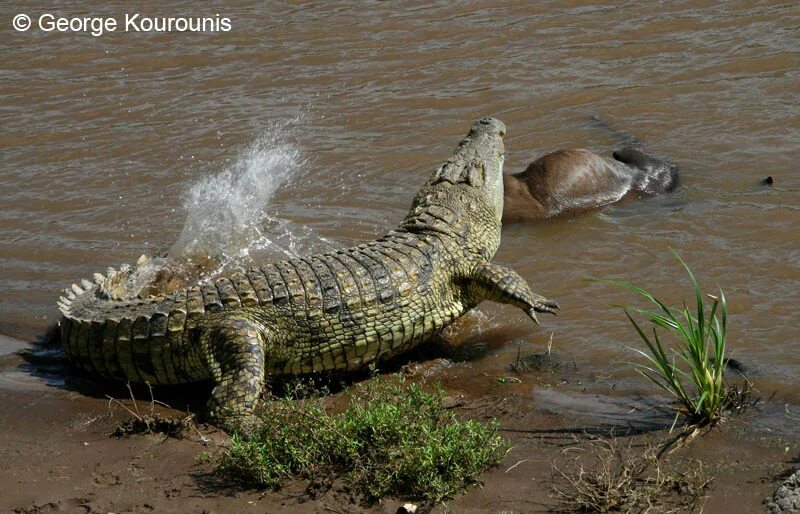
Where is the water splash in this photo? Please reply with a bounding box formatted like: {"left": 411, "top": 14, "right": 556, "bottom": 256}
{"left": 170, "top": 124, "right": 305, "bottom": 262}
{"left": 130, "top": 121, "right": 337, "bottom": 297}
{"left": 249, "top": 215, "right": 337, "bottom": 260}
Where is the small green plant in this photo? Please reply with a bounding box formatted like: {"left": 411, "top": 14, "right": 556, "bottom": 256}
{"left": 217, "top": 378, "right": 508, "bottom": 503}
{"left": 598, "top": 251, "right": 731, "bottom": 427}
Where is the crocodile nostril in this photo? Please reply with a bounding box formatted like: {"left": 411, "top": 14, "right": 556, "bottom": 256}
{"left": 477, "top": 117, "right": 506, "bottom": 136}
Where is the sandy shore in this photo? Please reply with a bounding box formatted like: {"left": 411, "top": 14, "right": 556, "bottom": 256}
{"left": 1, "top": 334, "right": 796, "bottom": 513}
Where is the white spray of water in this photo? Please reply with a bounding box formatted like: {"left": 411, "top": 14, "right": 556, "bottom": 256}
{"left": 249, "top": 215, "right": 337, "bottom": 261}
{"left": 170, "top": 127, "right": 304, "bottom": 261}
{"left": 130, "top": 121, "right": 337, "bottom": 296}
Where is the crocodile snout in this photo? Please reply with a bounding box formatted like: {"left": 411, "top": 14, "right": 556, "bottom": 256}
{"left": 476, "top": 117, "right": 506, "bottom": 137}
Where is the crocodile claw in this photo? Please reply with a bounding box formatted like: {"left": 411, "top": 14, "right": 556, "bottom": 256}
{"left": 533, "top": 298, "right": 559, "bottom": 316}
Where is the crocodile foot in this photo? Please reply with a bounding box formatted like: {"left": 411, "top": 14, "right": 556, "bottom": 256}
{"left": 203, "top": 315, "right": 268, "bottom": 437}
{"left": 215, "top": 412, "right": 263, "bottom": 439}
{"left": 527, "top": 297, "right": 560, "bottom": 324}
{"left": 472, "top": 261, "right": 559, "bottom": 325}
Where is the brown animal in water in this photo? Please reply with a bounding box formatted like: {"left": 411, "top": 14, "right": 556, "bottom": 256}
{"left": 503, "top": 146, "right": 678, "bottom": 222}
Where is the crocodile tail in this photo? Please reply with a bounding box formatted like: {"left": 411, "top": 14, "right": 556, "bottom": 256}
{"left": 58, "top": 271, "right": 117, "bottom": 378}
{"left": 57, "top": 256, "right": 192, "bottom": 384}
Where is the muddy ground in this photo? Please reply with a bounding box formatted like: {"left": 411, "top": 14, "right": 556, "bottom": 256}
{"left": 1, "top": 333, "right": 797, "bottom": 514}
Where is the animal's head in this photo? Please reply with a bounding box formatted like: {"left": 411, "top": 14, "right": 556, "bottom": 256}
{"left": 401, "top": 117, "right": 506, "bottom": 259}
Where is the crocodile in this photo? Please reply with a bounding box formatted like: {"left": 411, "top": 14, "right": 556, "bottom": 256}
{"left": 57, "top": 117, "right": 559, "bottom": 431}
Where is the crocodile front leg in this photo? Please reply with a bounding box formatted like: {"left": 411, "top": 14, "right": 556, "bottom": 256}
{"left": 469, "top": 261, "right": 559, "bottom": 323}
{"left": 202, "top": 316, "right": 267, "bottom": 434}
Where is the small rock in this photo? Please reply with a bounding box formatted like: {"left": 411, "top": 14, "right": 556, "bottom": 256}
{"left": 441, "top": 395, "right": 465, "bottom": 409}
{"left": 397, "top": 503, "right": 418, "bottom": 514}
{"left": 766, "top": 469, "right": 800, "bottom": 513}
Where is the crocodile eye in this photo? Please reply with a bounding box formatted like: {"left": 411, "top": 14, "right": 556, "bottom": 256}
{"left": 465, "top": 160, "right": 485, "bottom": 187}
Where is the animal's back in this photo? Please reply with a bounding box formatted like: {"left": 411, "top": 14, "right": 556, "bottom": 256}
{"left": 503, "top": 147, "right": 678, "bottom": 221}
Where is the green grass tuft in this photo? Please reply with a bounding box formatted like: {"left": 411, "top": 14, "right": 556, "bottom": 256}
{"left": 597, "top": 250, "right": 732, "bottom": 427}
{"left": 216, "top": 378, "right": 508, "bottom": 503}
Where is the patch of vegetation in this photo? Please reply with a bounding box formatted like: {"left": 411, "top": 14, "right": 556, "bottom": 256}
{"left": 598, "top": 251, "right": 748, "bottom": 428}
{"left": 108, "top": 383, "right": 199, "bottom": 439}
{"left": 217, "top": 378, "right": 508, "bottom": 503}
{"left": 509, "top": 334, "right": 575, "bottom": 376}
{"left": 552, "top": 437, "right": 711, "bottom": 513}
{"left": 113, "top": 412, "right": 196, "bottom": 438}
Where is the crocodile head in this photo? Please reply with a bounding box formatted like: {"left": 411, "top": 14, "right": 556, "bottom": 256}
{"left": 432, "top": 117, "right": 506, "bottom": 219}
{"left": 402, "top": 117, "right": 507, "bottom": 258}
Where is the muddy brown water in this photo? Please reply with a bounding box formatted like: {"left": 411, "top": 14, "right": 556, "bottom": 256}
{"left": 1, "top": 1, "right": 799, "bottom": 438}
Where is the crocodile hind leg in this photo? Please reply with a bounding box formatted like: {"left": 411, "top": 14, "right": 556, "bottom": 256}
{"left": 469, "top": 261, "right": 559, "bottom": 323}
{"left": 202, "top": 316, "right": 267, "bottom": 434}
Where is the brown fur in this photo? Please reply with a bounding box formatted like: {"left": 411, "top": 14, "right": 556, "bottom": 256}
{"left": 503, "top": 148, "right": 675, "bottom": 222}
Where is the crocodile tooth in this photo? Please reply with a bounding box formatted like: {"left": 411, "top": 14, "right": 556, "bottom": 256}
{"left": 120, "top": 263, "right": 130, "bottom": 272}
{"left": 71, "top": 283, "right": 83, "bottom": 295}
{"left": 137, "top": 254, "right": 148, "bottom": 266}
{"left": 81, "top": 279, "right": 93, "bottom": 290}
{"left": 58, "top": 296, "right": 71, "bottom": 305}
{"left": 93, "top": 273, "right": 105, "bottom": 284}
{"left": 66, "top": 289, "right": 76, "bottom": 300}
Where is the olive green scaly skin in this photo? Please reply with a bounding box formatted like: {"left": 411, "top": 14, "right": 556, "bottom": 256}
{"left": 57, "top": 118, "right": 559, "bottom": 430}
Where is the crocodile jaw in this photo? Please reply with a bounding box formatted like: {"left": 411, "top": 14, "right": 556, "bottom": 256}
{"left": 427, "top": 117, "right": 506, "bottom": 221}
{"left": 489, "top": 152, "right": 505, "bottom": 226}
{"left": 466, "top": 116, "right": 506, "bottom": 225}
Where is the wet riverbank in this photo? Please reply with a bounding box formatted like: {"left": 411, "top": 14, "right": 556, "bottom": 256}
{"left": 2, "top": 333, "right": 797, "bottom": 513}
